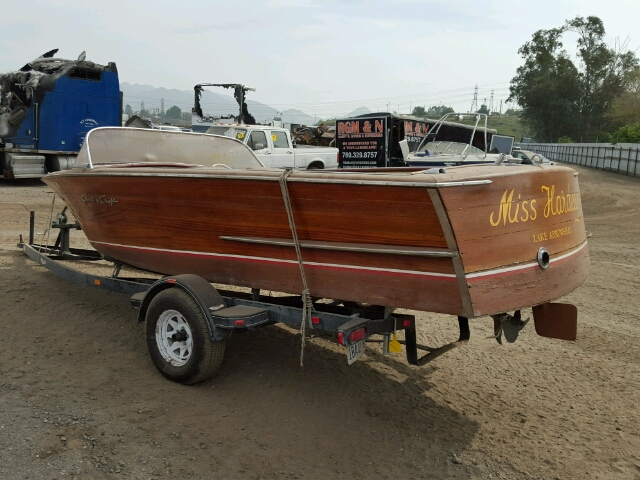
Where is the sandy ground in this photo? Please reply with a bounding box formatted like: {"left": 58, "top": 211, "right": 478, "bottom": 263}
{"left": 0, "top": 164, "right": 639, "bottom": 480}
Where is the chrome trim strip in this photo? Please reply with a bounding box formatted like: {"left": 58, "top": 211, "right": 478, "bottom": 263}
{"left": 219, "top": 236, "right": 458, "bottom": 258}
{"left": 85, "top": 127, "right": 95, "bottom": 168}
{"left": 87, "top": 239, "right": 587, "bottom": 284}
{"left": 65, "top": 172, "right": 283, "bottom": 181}
{"left": 428, "top": 189, "right": 475, "bottom": 317}
{"left": 288, "top": 178, "right": 492, "bottom": 188}
{"left": 466, "top": 241, "right": 588, "bottom": 279}
{"left": 91, "top": 241, "right": 458, "bottom": 279}
{"left": 51, "top": 170, "right": 493, "bottom": 188}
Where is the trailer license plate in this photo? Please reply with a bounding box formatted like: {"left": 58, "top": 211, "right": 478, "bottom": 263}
{"left": 346, "top": 340, "right": 366, "bottom": 365}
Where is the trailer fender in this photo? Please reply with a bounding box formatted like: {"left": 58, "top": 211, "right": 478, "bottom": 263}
{"left": 135, "top": 274, "right": 230, "bottom": 341}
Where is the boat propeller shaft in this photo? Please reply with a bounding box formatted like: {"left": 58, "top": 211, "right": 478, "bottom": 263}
{"left": 490, "top": 310, "right": 530, "bottom": 344}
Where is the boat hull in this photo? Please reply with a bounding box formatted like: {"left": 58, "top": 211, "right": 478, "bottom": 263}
{"left": 44, "top": 163, "right": 589, "bottom": 318}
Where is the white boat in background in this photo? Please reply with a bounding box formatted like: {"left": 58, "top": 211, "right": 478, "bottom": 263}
{"left": 405, "top": 113, "right": 506, "bottom": 167}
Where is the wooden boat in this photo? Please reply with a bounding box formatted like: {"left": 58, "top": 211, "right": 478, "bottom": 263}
{"left": 43, "top": 127, "right": 589, "bottom": 321}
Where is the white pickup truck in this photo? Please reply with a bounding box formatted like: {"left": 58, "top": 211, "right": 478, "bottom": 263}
{"left": 206, "top": 124, "right": 338, "bottom": 169}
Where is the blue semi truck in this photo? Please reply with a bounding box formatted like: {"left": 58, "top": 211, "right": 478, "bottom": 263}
{"left": 0, "top": 49, "right": 121, "bottom": 179}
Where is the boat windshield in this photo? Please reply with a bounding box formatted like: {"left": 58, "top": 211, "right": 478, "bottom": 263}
{"left": 206, "top": 126, "right": 248, "bottom": 142}
{"left": 75, "top": 127, "right": 264, "bottom": 169}
{"left": 416, "top": 141, "right": 485, "bottom": 157}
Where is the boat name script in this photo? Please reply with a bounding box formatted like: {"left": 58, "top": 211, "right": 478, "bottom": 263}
{"left": 81, "top": 194, "right": 118, "bottom": 206}
{"left": 489, "top": 185, "right": 580, "bottom": 227}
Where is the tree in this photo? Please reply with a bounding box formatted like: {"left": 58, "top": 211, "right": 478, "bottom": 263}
{"left": 165, "top": 105, "right": 182, "bottom": 119}
{"left": 606, "top": 68, "right": 640, "bottom": 127}
{"left": 124, "top": 104, "right": 133, "bottom": 115}
{"left": 477, "top": 104, "right": 490, "bottom": 115}
{"left": 509, "top": 16, "right": 638, "bottom": 142}
{"left": 426, "top": 105, "right": 454, "bottom": 117}
{"left": 412, "top": 106, "right": 427, "bottom": 116}
{"left": 565, "top": 17, "right": 639, "bottom": 136}
{"left": 608, "top": 123, "right": 640, "bottom": 143}
{"left": 509, "top": 27, "right": 581, "bottom": 141}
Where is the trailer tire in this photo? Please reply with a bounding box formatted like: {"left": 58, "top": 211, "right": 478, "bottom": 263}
{"left": 146, "top": 288, "right": 225, "bottom": 384}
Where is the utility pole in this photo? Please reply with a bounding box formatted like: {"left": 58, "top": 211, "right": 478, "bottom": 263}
{"left": 160, "top": 98, "right": 165, "bottom": 117}
{"left": 499, "top": 99, "right": 503, "bottom": 115}
{"left": 470, "top": 85, "right": 478, "bottom": 113}
{"left": 489, "top": 90, "right": 494, "bottom": 114}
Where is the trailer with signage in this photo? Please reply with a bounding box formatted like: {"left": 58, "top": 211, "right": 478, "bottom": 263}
{"left": 335, "top": 113, "right": 496, "bottom": 168}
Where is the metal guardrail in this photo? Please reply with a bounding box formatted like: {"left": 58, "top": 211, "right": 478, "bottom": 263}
{"left": 515, "top": 143, "right": 640, "bottom": 177}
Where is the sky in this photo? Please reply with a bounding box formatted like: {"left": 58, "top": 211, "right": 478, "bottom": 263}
{"left": 2, "top": 0, "right": 639, "bottom": 118}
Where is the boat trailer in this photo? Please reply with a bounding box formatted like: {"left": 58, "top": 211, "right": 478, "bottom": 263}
{"left": 19, "top": 208, "right": 475, "bottom": 384}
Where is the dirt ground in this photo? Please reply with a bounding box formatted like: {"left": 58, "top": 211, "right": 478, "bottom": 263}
{"left": 0, "top": 164, "right": 639, "bottom": 480}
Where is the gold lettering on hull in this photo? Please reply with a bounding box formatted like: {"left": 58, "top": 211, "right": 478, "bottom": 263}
{"left": 532, "top": 226, "right": 572, "bottom": 243}
{"left": 489, "top": 189, "right": 537, "bottom": 226}
{"left": 82, "top": 194, "right": 118, "bottom": 206}
{"left": 490, "top": 184, "right": 580, "bottom": 228}
{"left": 542, "top": 185, "right": 580, "bottom": 218}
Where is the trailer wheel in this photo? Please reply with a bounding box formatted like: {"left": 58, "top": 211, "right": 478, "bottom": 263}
{"left": 146, "top": 288, "right": 225, "bottom": 384}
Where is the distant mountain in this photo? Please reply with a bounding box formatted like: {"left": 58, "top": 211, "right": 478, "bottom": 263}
{"left": 120, "top": 83, "right": 378, "bottom": 126}
{"left": 121, "top": 82, "right": 300, "bottom": 125}
{"left": 345, "top": 107, "right": 372, "bottom": 117}
{"left": 280, "top": 109, "right": 316, "bottom": 126}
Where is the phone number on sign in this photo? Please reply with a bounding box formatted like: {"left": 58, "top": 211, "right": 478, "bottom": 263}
{"left": 341, "top": 151, "right": 377, "bottom": 159}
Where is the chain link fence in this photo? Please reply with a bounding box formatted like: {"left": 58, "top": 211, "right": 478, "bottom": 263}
{"left": 516, "top": 143, "right": 640, "bottom": 177}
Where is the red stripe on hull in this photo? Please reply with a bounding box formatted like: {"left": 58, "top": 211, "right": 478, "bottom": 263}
{"left": 469, "top": 244, "right": 590, "bottom": 316}
{"left": 95, "top": 242, "right": 464, "bottom": 315}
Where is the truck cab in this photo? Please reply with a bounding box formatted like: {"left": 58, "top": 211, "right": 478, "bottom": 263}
{"left": 206, "top": 124, "right": 338, "bottom": 169}
{"left": 0, "top": 50, "right": 121, "bottom": 179}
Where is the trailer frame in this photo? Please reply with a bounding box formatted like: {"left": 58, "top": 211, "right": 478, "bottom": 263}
{"left": 19, "top": 208, "right": 468, "bottom": 382}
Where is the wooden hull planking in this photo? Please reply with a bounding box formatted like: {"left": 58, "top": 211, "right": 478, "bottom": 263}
{"left": 438, "top": 167, "right": 588, "bottom": 315}
{"left": 44, "top": 164, "right": 589, "bottom": 318}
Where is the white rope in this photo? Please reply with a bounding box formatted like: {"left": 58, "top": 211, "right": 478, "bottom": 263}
{"left": 278, "top": 168, "right": 313, "bottom": 367}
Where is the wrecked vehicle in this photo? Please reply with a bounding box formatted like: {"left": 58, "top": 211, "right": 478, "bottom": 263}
{"left": 192, "top": 83, "right": 338, "bottom": 169}
{"left": 290, "top": 123, "right": 335, "bottom": 147}
{"left": 191, "top": 83, "right": 256, "bottom": 133}
{"left": 0, "top": 49, "right": 121, "bottom": 179}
